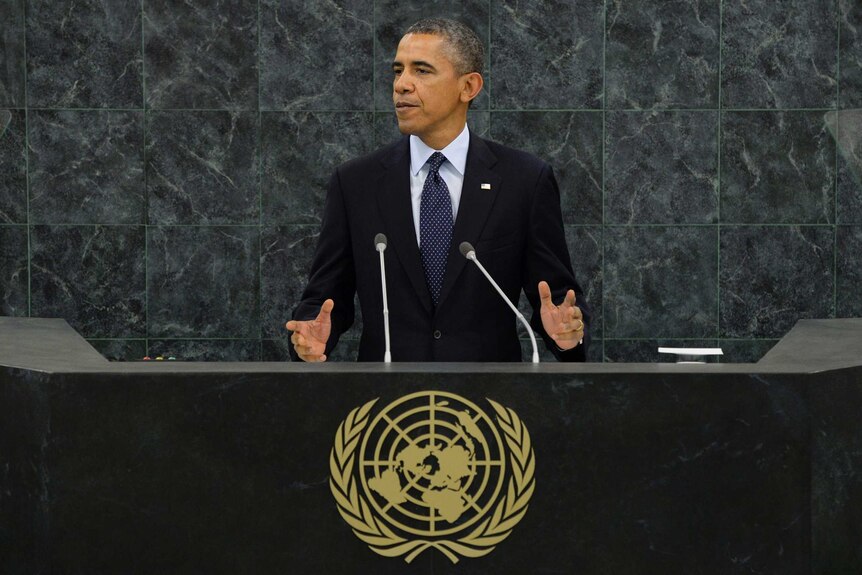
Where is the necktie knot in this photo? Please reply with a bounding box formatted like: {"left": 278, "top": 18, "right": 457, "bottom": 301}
{"left": 427, "top": 151, "right": 447, "bottom": 174}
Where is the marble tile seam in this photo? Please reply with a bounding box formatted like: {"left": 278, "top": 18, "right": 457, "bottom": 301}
{"left": 8, "top": 107, "right": 853, "bottom": 113}
{"left": 833, "top": 5, "right": 841, "bottom": 328}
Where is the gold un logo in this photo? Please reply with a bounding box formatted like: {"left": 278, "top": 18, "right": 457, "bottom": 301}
{"left": 329, "top": 391, "right": 535, "bottom": 564}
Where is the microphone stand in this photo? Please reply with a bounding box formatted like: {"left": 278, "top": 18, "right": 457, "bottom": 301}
{"left": 374, "top": 234, "right": 392, "bottom": 363}
{"left": 460, "top": 242, "right": 539, "bottom": 363}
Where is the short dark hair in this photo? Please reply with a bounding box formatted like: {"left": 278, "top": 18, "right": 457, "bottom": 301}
{"left": 404, "top": 18, "right": 484, "bottom": 76}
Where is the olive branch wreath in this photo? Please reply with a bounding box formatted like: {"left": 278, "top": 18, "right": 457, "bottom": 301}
{"left": 329, "top": 397, "right": 535, "bottom": 564}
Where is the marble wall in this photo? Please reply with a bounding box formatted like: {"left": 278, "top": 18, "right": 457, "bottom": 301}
{"left": 0, "top": 0, "right": 860, "bottom": 363}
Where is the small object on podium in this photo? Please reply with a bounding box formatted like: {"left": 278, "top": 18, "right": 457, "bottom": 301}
{"left": 155, "top": 356, "right": 164, "bottom": 361}
{"left": 142, "top": 356, "right": 151, "bottom": 361}
{"left": 168, "top": 356, "right": 176, "bottom": 361}
{"left": 658, "top": 347, "right": 723, "bottom": 364}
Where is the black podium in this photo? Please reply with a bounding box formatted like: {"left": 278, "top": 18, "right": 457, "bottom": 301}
{"left": 2, "top": 317, "right": 861, "bottom": 574}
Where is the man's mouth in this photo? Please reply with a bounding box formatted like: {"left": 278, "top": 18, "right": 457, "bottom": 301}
{"left": 395, "top": 102, "right": 418, "bottom": 109}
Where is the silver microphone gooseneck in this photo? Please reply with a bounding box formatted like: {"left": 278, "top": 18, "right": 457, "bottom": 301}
{"left": 459, "top": 242, "right": 539, "bottom": 363}
{"left": 374, "top": 233, "right": 392, "bottom": 363}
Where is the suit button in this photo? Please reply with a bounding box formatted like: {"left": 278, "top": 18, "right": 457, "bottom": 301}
{"left": 433, "top": 330, "right": 442, "bottom": 339}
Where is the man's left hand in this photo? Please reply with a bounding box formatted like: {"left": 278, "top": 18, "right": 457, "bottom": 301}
{"left": 538, "top": 281, "right": 585, "bottom": 351}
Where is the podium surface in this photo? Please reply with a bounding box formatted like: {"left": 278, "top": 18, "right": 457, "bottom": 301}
{"left": 1, "top": 317, "right": 861, "bottom": 574}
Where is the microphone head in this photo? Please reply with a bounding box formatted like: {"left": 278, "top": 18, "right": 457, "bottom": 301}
{"left": 459, "top": 241, "right": 476, "bottom": 259}
{"left": 374, "top": 233, "right": 388, "bottom": 251}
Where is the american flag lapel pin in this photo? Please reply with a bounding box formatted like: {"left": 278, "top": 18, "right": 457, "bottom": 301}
{"left": 481, "top": 183, "right": 491, "bottom": 190}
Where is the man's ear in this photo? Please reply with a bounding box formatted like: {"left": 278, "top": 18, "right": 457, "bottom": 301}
{"left": 460, "top": 72, "right": 484, "bottom": 104}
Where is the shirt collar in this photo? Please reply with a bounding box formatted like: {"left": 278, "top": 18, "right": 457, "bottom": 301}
{"left": 409, "top": 124, "right": 470, "bottom": 177}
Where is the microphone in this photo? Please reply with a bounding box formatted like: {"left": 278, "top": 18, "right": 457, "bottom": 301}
{"left": 374, "top": 233, "right": 392, "bottom": 363}
{"left": 460, "top": 242, "right": 539, "bottom": 363}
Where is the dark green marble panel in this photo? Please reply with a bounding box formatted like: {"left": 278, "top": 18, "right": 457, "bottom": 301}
{"left": 720, "top": 226, "right": 835, "bottom": 338}
{"left": 260, "top": 0, "right": 373, "bottom": 111}
{"left": 30, "top": 225, "right": 146, "bottom": 338}
{"left": 147, "top": 226, "right": 260, "bottom": 339}
{"left": 721, "top": 111, "right": 835, "bottom": 224}
{"left": 721, "top": 0, "right": 838, "bottom": 109}
{"left": 26, "top": 0, "right": 142, "bottom": 108}
{"left": 835, "top": 109, "right": 862, "bottom": 224}
{"left": 606, "top": 110, "right": 718, "bottom": 224}
{"left": 28, "top": 110, "right": 145, "bottom": 225}
{"left": 604, "top": 226, "right": 718, "bottom": 339}
{"left": 0, "top": 0, "right": 25, "bottom": 107}
{"left": 0, "top": 224, "right": 27, "bottom": 316}
{"left": 840, "top": 0, "right": 862, "bottom": 109}
{"left": 606, "top": 0, "right": 719, "bottom": 109}
{"left": 260, "top": 111, "right": 373, "bottom": 225}
{"left": 0, "top": 109, "right": 26, "bottom": 224}
{"left": 837, "top": 226, "right": 862, "bottom": 318}
{"left": 491, "top": 0, "right": 603, "bottom": 110}
{"left": 147, "top": 111, "right": 260, "bottom": 225}
{"left": 491, "top": 112, "right": 603, "bottom": 225}
{"left": 144, "top": 0, "right": 257, "bottom": 110}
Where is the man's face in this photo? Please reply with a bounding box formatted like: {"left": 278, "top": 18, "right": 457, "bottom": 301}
{"left": 392, "top": 33, "right": 468, "bottom": 147}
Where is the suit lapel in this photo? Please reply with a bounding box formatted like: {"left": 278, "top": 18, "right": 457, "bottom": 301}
{"left": 376, "top": 137, "right": 434, "bottom": 314}
{"left": 437, "top": 134, "right": 502, "bottom": 309}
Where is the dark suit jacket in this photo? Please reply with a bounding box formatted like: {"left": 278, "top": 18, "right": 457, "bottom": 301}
{"left": 291, "top": 132, "right": 591, "bottom": 362}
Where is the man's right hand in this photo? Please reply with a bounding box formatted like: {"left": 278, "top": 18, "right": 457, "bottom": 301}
{"left": 285, "top": 299, "right": 334, "bottom": 362}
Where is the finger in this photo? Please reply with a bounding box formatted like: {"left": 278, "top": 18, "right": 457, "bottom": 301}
{"left": 537, "top": 281, "right": 553, "bottom": 307}
{"left": 287, "top": 319, "right": 311, "bottom": 334}
{"left": 317, "top": 299, "right": 335, "bottom": 322}
{"left": 295, "top": 339, "right": 325, "bottom": 357}
{"left": 563, "top": 289, "right": 576, "bottom": 308}
{"left": 554, "top": 330, "right": 583, "bottom": 341}
{"left": 571, "top": 304, "right": 583, "bottom": 320}
{"left": 299, "top": 349, "right": 327, "bottom": 362}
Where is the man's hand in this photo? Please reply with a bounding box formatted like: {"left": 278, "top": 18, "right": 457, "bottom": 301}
{"left": 285, "top": 299, "right": 334, "bottom": 362}
{"left": 538, "top": 281, "right": 584, "bottom": 351}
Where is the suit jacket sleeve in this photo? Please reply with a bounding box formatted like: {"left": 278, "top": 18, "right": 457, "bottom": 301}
{"left": 288, "top": 167, "right": 356, "bottom": 360}
{"left": 522, "top": 163, "right": 591, "bottom": 362}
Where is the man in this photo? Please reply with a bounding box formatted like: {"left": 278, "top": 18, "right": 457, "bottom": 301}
{"left": 286, "top": 18, "right": 589, "bottom": 362}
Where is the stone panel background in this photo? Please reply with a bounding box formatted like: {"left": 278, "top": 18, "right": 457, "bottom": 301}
{"left": 0, "top": 0, "right": 859, "bottom": 362}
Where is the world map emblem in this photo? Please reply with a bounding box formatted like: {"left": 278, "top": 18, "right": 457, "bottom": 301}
{"left": 329, "top": 391, "right": 535, "bottom": 563}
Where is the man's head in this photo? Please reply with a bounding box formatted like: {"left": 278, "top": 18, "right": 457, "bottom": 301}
{"left": 392, "top": 18, "right": 484, "bottom": 149}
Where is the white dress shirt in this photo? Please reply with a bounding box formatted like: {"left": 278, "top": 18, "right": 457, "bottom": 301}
{"left": 409, "top": 124, "right": 470, "bottom": 246}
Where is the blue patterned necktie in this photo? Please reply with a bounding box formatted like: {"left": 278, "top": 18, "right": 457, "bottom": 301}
{"left": 420, "top": 152, "right": 453, "bottom": 307}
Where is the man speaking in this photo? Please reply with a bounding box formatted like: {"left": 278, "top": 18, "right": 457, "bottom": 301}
{"left": 286, "top": 18, "right": 590, "bottom": 362}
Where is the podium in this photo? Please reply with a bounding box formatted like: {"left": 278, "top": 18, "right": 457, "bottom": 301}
{"left": 2, "top": 317, "right": 861, "bottom": 574}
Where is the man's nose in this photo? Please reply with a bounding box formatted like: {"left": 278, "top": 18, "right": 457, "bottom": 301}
{"left": 394, "top": 72, "right": 413, "bottom": 93}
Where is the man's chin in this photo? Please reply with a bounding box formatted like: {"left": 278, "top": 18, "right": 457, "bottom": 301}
{"left": 395, "top": 120, "right": 414, "bottom": 135}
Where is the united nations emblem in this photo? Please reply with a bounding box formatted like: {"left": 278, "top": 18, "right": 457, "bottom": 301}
{"left": 329, "top": 391, "right": 535, "bottom": 563}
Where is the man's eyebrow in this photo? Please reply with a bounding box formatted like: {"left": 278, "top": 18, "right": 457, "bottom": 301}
{"left": 411, "top": 60, "right": 436, "bottom": 70}
{"left": 391, "top": 60, "right": 437, "bottom": 71}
